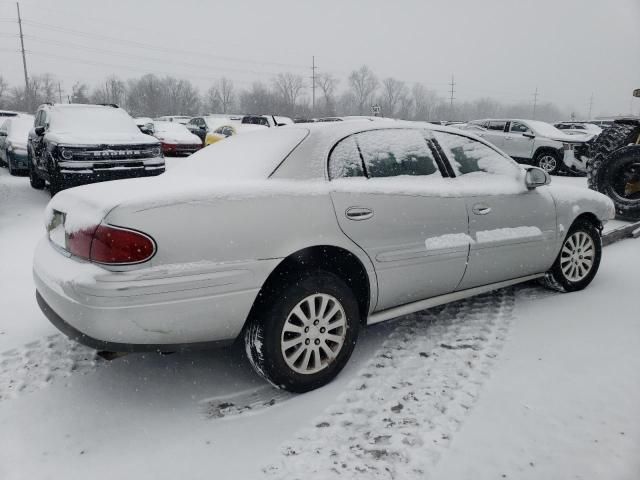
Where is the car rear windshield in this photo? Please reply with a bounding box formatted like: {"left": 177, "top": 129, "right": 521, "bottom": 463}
{"left": 173, "top": 127, "right": 308, "bottom": 179}
{"left": 8, "top": 115, "right": 34, "bottom": 141}
{"left": 48, "top": 107, "right": 140, "bottom": 135}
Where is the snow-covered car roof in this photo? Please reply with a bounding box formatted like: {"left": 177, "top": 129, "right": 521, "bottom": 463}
{"left": 3, "top": 114, "right": 35, "bottom": 141}
{"left": 179, "top": 120, "right": 497, "bottom": 181}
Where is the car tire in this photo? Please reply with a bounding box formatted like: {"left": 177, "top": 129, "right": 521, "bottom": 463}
{"left": 587, "top": 122, "right": 640, "bottom": 192}
{"left": 244, "top": 270, "right": 360, "bottom": 393}
{"left": 543, "top": 220, "right": 602, "bottom": 293}
{"left": 7, "top": 157, "right": 17, "bottom": 176}
{"left": 48, "top": 173, "right": 64, "bottom": 197}
{"left": 28, "top": 157, "right": 45, "bottom": 190}
{"left": 534, "top": 150, "right": 562, "bottom": 175}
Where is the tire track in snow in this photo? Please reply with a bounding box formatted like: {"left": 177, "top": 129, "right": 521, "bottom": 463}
{"left": 0, "top": 333, "right": 101, "bottom": 402}
{"left": 263, "top": 289, "right": 517, "bottom": 479}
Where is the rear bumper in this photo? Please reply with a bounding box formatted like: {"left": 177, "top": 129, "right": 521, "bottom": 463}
{"left": 33, "top": 238, "right": 276, "bottom": 350}
{"left": 7, "top": 150, "right": 28, "bottom": 170}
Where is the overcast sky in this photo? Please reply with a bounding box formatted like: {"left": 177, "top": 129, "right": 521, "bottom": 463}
{"left": 1, "top": 0, "right": 639, "bottom": 117}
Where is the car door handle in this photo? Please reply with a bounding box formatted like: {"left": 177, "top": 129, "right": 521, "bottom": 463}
{"left": 472, "top": 204, "right": 492, "bottom": 215}
{"left": 345, "top": 206, "right": 373, "bottom": 221}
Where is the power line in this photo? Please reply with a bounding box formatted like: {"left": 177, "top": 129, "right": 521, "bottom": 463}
{"left": 449, "top": 74, "right": 456, "bottom": 119}
{"left": 21, "top": 19, "right": 309, "bottom": 71}
{"left": 21, "top": 34, "right": 292, "bottom": 78}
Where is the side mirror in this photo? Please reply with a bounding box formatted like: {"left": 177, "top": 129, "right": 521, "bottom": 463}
{"left": 633, "top": 88, "right": 640, "bottom": 98}
{"left": 34, "top": 126, "right": 45, "bottom": 136}
{"left": 140, "top": 125, "right": 154, "bottom": 135}
{"left": 523, "top": 132, "right": 535, "bottom": 139}
{"left": 525, "top": 166, "right": 551, "bottom": 189}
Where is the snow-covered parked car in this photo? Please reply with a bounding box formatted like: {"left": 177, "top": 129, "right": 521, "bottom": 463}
{"left": 463, "top": 119, "right": 592, "bottom": 175}
{"left": 33, "top": 121, "right": 615, "bottom": 392}
{"left": 153, "top": 120, "right": 202, "bottom": 155}
{"left": 28, "top": 104, "right": 164, "bottom": 195}
{"left": 0, "top": 113, "right": 34, "bottom": 174}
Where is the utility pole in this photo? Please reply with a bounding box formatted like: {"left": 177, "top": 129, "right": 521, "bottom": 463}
{"left": 588, "top": 93, "right": 594, "bottom": 120}
{"left": 16, "top": 2, "right": 30, "bottom": 111}
{"left": 532, "top": 87, "right": 539, "bottom": 119}
{"left": 57, "top": 82, "right": 63, "bottom": 103}
{"left": 449, "top": 74, "right": 456, "bottom": 120}
{"left": 311, "top": 56, "right": 317, "bottom": 116}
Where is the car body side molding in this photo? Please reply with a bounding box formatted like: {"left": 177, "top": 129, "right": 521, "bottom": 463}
{"left": 367, "top": 273, "right": 544, "bottom": 325}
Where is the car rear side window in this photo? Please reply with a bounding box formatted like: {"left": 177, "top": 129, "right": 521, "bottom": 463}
{"left": 487, "top": 120, "right": 506, "bottom": 131}
{"left": 355, "top": 129, "right": 441, "bottom": 178}
{"left": 510, "top": 121, "right": 529, "bottom": 133}
{"left": 328, "top": 136, "right": 365, "bottom": 179}
{"left": 433, "top": 131, "right": 520, "bottom": 177}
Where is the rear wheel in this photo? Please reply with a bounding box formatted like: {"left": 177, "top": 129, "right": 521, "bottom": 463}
{"left": 535, "top": 150, "right": 562, "bottom": 175}
{"left": 589, "top": 146, "right": 640, "bottom": 220}
{"left": 244, "top": 270, "right": 360, "bottom": 393}
{"left": 543, "top": 220, "right": 602, "bottom": 293}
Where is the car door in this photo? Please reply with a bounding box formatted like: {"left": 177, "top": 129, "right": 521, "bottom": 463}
{"left": 504, "top": 121, "right": 535, "bottom": 159}
{"left": 329, "top": 128, "right": 471, "bottom": 311}
{"left": 480, "top": 120, "right": 508, "bottom": 150}
{"left": 31, "top": 110, "right": 48, "bottom": 173}
{"left": 433, "top": 130, "right": 557, "bottom": 290}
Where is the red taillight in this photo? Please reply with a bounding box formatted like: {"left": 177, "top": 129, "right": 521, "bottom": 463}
{"left": 90, "top": 225, "right": 156, "bottom": 264}
{"left": 67, "top": 225, "right": 156, "bottom": 265}
{"left": 67, "top": 227, "right": 97, "bottom": 259}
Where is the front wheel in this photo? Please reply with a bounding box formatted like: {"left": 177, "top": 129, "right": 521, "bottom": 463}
{"left": 29, "top": 157, "right": 45, "bottom": 190}
{"left": 244, "top": 270, "right": 360, "bottom": 393}
{"left": 535, "top": 150, "right": 562, "bottom": 175}
{"left": 543, "top": 220, "right": 602, "bottom": 292}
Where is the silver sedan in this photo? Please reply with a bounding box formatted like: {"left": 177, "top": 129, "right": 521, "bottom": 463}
{"left": 33, "top": 121, "right": 615, "bottom": 392}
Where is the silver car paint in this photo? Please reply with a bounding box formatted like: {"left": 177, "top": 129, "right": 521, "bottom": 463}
{"left": 33, "top": 121, "right": 614, "bottom": 347}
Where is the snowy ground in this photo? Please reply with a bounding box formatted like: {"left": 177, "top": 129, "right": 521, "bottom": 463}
{"left": 0, "top": 166, "right": 638, "bottom": 479}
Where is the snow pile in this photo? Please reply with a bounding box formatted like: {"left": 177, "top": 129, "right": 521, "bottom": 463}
{"left": 476, "top": 226, "right": 543, "bottom": 243}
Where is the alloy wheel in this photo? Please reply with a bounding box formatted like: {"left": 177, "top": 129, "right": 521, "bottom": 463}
{"left": 538, "top": 154, "right": 558, "bottom": 173}
{"left": 560, "top": 231, "right": 595, "bottom": 282}
{"left": 280, "top": 293, "right": 347, "bottom": 375}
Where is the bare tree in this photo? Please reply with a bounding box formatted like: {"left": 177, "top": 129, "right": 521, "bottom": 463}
{"left": 92, "top": 76, "right": 127, "bottom": 107}
{"left": 70, "top": 82, "right": 90, "bottom": 104}
{"left": 411, "top": 83, "right": 441, "bottom": 121}
{"left": 348, "top": 65, "right": 378, "bottom": 115}
{"left": 379, "top": 77, "right": 408, "bottom": 117}
{"left": 316, "top": 73, "right": 338, "bottom": 116}
{"left": 164, "top": 77, "right": 200, "bottom": 115}
{"left": 273, "top": 73, "right": 305, "bottom": 115}
{"left": 204, "top": 85, "right": 222, "bottom": 113}
{"left": 218, "top": 77, "right": 235, "bottom": 113}
{"left": 240, "top": 82, "right": 276, "bottom": 114}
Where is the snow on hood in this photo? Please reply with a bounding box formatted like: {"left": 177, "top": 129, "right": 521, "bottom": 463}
{"left": 44, "top": 131, "right": 158, "bottom": 146}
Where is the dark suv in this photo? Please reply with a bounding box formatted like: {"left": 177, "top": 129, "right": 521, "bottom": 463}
{"left": 28, "top": 103, "right": 164, "bottom": 195}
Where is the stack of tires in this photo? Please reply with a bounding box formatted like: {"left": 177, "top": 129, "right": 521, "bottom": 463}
{"left": 587, "top": 120, "right": 640, "bottom": 220}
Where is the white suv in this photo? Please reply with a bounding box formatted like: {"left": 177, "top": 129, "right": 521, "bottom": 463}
{"left": 463, "top": 119, "right": 590, "bottom": 175}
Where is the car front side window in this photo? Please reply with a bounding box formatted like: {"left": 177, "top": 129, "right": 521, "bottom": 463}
{"left": 433, "top": 131, "right": 520, "bottom": 177}
{"left": 355, "top": 129, "right": 442, "bottom": 179}
{"left": 487, "top": 121, "right": 507, "bottom": 132}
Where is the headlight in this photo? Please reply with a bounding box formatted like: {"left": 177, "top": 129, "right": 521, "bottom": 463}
{"left": 60, "top": 148, "right": 73, "bottom": 160}
{"left": 151, "top": 146, "right": 161, "bottom": 157}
